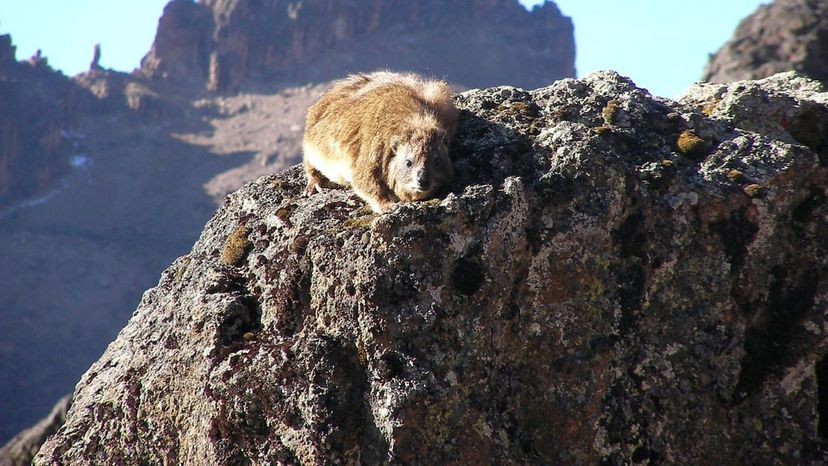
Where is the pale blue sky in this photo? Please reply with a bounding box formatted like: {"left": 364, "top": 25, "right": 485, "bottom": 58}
{"left": 1, "top": 0, "right": 769, "bottom": 98}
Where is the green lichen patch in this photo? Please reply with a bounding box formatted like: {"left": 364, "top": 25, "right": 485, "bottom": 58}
{"left": 342, "top": 205, "right": 380, "bottom": 229}
{"left": 676, "top": 129, "right": 707, "bottom": 159}
{"left": 354, "top": 205, "right": 374, "bottom": 216}
{"left": 594, "top": 125, "right": 611, "bottom": 136}
{"left": 343, "top": 217, "right": 374, "bottom": 229}
{"left": 602, "top": 99, "right": 620, "bottom": 126}
{"left": 420, "top": 198, "right": 442, "bottom": 208}
{"left": 222, "top": 225, "right": 252, "bottom": 266}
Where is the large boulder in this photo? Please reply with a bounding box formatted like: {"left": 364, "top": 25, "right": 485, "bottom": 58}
{"left": 36, "top": 71, "right": 828, "bottom": 464}
{"left": 703, "top": 0, "right": 828, "bottom": 86}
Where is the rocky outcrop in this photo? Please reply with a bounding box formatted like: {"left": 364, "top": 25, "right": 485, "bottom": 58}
{"left": 703, "top": 0, "right": 828, "bottom": 86}
{"left": 0, "top": 395, "right": 70, "bottom": 466}
{"left": 0, "top": 1, "right": 574, "bottom": 445}
{"left": 36, "top": 71, "right": 828, "bottom": 464}
{"left": 0, "top": 34, "right": 77, "bottom": 206}
{"left": 141, "top": 0, "right": 575, "bottom": 91}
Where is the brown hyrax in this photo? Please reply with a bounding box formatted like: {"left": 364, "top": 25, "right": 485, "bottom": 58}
{"left": 302, "top": 71, "right": 458, "bottom": 213}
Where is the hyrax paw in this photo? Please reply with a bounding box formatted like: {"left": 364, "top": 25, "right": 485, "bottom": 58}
{"left": 304, "top": 182, "right": 323, "bottom": 196}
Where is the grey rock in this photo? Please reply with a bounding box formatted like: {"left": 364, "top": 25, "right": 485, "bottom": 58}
{"left": 36, "top": 71, "right": 828, "bottom": 464}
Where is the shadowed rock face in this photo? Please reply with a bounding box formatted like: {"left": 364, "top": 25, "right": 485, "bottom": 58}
{"left": 33, "top": 70, "right": 828, "bottom": 464}
{"left": 703, "top": 0, "right": 828, "bottom": 86}
{"left": 141, "top": 0, "right": 576, "bottom": 91}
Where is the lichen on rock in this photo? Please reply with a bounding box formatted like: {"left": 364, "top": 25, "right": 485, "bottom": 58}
{"left": 36, "top": 71, "right": 828, "bottom": 465}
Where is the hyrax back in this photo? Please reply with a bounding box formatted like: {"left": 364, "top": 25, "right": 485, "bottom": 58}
{"left": 302, "top": 71, "right": 458, "bottom": 213}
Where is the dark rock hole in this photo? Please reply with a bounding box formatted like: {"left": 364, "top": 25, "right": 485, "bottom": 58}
{"left": 732, "top": 268, "right": 819, "bottom": 403}
{"left": 611, "top": 211, "right": 648, "bottom": 262}
{"left": 379, "top": 352, "right": 406, "bottom": 379}
{"left": 631, "top": 445, "right": 663, "bottom": 464}
{"left": 218, "top": 297, "right": 262, "bottom": 346}
{"left": 792, "top": 190, "right": 825, "bottom": 224}
{"left": 345, "top": 283, "right": 356, "bottom": 296}
{"left": 711, "top": 208, "right": 758, "bottom": 273}
{"left": 451, "top": 257, "right": 485, "bottom": 296}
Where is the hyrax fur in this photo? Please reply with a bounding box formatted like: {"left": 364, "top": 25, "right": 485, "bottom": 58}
{"left": 302, "top": 71, "right": 458, "bottom": 213}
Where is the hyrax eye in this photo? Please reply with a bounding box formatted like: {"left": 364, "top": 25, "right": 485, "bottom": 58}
{"left": 406, "top": 159, "right": 413, "bottom": 168}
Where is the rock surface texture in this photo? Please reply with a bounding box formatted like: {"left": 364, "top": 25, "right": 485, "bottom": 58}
{"left": 703, "top": 0, "right": 828, "bottom": 86}
{"left": 36, "top": 71, "right": 828, "bottom": 464}
{"left": 141, "top": 0, "right": 575, "bottom": 91}
{"left": 0, "top": 0, "right": 576, "bottom": 445}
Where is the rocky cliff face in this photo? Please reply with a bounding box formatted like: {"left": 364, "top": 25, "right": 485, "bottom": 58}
{"left": 0, "top": 35, "right": 79, "bottom": 206}
{"left": 36, "top": 71, "right": 828, "bottom": 464}
{"left": 703, "top": 0, "right": 828, "bottom": 86}
{"left": 141, "top": 0, "right": 575, "bottom": 91}
{"left": 0, "top": 0, "right": 576, "bottom": 447}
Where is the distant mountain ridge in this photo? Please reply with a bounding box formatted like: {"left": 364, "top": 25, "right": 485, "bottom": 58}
{"left": 141, "top": 0, "right": 575, "bottom": 91}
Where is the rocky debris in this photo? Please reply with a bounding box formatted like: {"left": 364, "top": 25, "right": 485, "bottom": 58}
{"left": 703, "top": 0, "right": 828, "bottom": 86}
{"left": 141, "top": 0, "right": 575, "bottom": 91}
{"left": 34, "top": 70, "right": 828, "bottom": 464}
{"left": 0, "top": 394, "right": 70, "bottom": 466}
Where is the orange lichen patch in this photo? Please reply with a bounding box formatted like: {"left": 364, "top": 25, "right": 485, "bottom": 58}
{"left": 602, "top": 99, "right": 620, "bottom": 126}
{"left": 660, "top": 159, "right": 674, "bottom": 168}
{"left": 727, "top": 169, "right": 744, "bottom": 181}
{"left": 676, "top": 129, "right": 706, "bottom": 159}
{"left": 744, "top": 184, "right": 763, "bottom": 197}
{"left": 222, "top": 225, "right": 252, "bottom": 266}
{"left": 594, "top": 125, "right": 611, "bottom": 136}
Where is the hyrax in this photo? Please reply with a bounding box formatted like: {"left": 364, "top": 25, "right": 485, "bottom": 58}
{"left": 302, "top": 71, "right": 458, "bottom": 213}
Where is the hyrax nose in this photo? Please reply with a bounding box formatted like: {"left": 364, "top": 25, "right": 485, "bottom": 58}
{"left": 415, "top": 170, "right": 429, "bottom": 189}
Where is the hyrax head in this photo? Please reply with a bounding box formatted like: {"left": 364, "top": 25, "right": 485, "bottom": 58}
{"left": 388, "top": 118, "right": 453, "bottom": 201}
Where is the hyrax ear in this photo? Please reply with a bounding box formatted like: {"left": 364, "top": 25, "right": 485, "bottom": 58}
{"left": 389, "top": 135, "right": 400, "bottom": 152}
